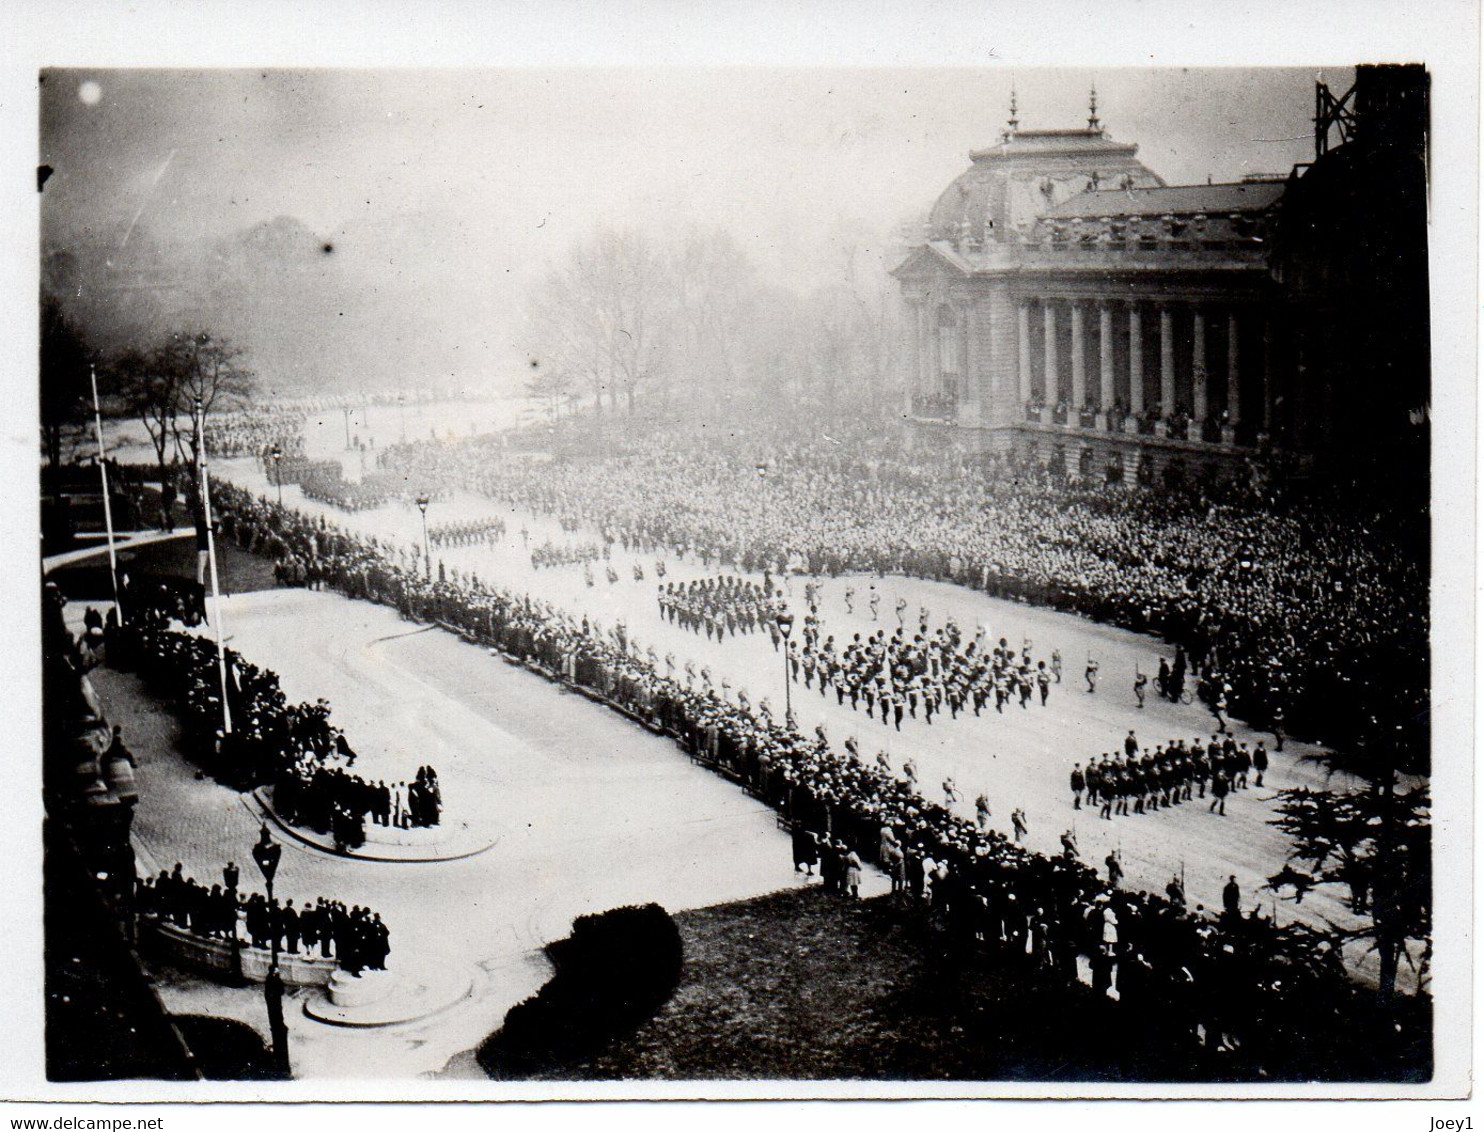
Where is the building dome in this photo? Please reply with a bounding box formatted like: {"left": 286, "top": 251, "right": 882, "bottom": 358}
{"left": 926, "top": 127, "right": 1164, "bottom": 242}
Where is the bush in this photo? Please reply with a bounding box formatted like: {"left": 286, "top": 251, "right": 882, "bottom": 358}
{"left": 477, "top": 903, "right": 683, "bottom": 1076}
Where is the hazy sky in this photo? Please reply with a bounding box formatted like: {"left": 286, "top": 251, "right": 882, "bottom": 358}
{"left": 38, "top": 66, "right": 1349, "bottom": 385}
{"left": 41, "top": 66, "right": 1342, "bottom": 261}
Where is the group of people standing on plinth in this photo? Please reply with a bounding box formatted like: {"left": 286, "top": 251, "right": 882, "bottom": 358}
{"left": 135, "top": 860, "right": 390, "bottom": 975}
{"left": 791, "top": 825, "right": 865, "bottom": 898}
{"left": 273, "top": 758, "right": 442, "bottom": 852}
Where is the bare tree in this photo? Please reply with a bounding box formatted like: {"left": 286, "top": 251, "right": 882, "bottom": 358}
{"left": 526, "top": 362, "right": 578, "bottom": 421}
{"left": 157, "top": 330, "right": 256, "bottom": 460}
{"left": 110, "top": 346, "right": 180, "bottom": 485}
{"left": 667, "top": 227, "right": 758, "bottom": 415}
{"left": 526, "top": 227, "right": 666, "bottom": 418}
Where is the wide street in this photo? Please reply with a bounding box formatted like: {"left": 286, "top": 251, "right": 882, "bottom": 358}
{"left": 90, "top": 584, "right": 867, "bottom": 1080}
{"left": 213, "top": 451, "right": 1374, "bottom": 955}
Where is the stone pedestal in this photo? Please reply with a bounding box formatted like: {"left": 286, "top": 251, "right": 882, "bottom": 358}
{"left": 327, "top": 968, "right": 396, "bottom": 1009}
{"left": 1122, "top": 417, "right": 1139, "bottom": 436}
{"left": 1039, "top": 405, "right": 1054, "bottom": 426}
{"left": 1220, "top": 424, "right": 1237, "bottom": 446}
{"left": 1191, "top": 418, "right": 1205, "bottom": 443}
{"left": 1154, "top": 419, "right": 1171, "bottom": 439}
{"left": 1094, "top": 412, "right": 1109, "bottom": 432}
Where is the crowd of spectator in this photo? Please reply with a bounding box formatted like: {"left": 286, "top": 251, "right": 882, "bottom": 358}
{"left": 203, "top": 482, "right": 1383, "bottom": 1069}
{"left": 369, "top": 418, "right": 1426, "bottom": 766}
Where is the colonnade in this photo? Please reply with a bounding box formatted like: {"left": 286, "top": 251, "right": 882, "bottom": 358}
{"left": 1015, "top": 297, "right": 1273, "bottom": 439}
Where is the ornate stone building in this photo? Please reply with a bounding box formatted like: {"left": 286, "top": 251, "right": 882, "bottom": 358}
{"left": 892, "top": 89, "right": 1296, "bottom": 485}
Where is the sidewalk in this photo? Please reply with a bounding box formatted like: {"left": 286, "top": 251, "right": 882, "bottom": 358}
{"left": 43, "top": 527, "right": 194, "bottom": 571}
{"left": 84, "top": 586, "right": 825, "bottom": 1080}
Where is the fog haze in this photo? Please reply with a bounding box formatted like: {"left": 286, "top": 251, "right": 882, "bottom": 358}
{"left": 40, "top": 66, "right": 1342, "bottom": 397}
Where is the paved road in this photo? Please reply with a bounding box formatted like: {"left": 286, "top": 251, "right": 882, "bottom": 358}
{"left": 94, "top": 587, "right": 875, "bottom": 1080}
{"left": 214, "top": 456, "right": 1371, "bottom": 946}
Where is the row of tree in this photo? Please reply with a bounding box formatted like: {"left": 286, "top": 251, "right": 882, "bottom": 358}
{"left": 40, "top": 292, "right": 255, "bottom": 480}
{"left": 522, "top": 224, "right": 901, "bottom": 421}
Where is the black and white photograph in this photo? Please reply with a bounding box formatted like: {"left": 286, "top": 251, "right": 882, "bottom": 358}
{"left": 4, "top": 0, "right": 1476, "bottom": 1115}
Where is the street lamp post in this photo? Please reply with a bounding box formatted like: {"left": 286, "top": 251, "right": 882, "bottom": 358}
{"left": 251, "top": 825, "right": 291, "bottom": 1079}
{"left": 270, "top": 443, "right": 284, "bottom": 507}
{"left": 342, "top": 406, "right": 352, "bottom": 450}
{"left": 224, "top": 860, "right": 243, "bottom": 986}
{"left": 776, "top": 610, "right": 794, "bottom": 726}
{"left": 415, "top": 494, "right": 431, "bottom": 578}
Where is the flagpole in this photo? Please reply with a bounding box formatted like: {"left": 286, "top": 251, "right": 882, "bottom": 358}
{"left": 195, "top": 396, "right": 233, "bottom": 735}
{"left": 89, "top": 364, "right": 121, "bottom": 611}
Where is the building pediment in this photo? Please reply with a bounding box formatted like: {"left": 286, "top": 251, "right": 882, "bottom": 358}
{"left": 889, "top": 241, "right": 972, "bottom": 282}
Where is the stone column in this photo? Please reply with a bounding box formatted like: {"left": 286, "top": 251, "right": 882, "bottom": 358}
{"left": 1127, "top": 303, "right": 1144, "bottom": 426}
{"left": 1043, "top": 302, "right": 1059, "bottom": 404}
{"left": 1069, "top": 303, "right": 1087, "bottom": 414}
{"left": 1159, "top": 305, "right": 1176, "bottom": 418}
{"left": 904, "top": 300, "right": 922, "bottom": 415}
{"left": 1098, "top": 303, "right": 1115, "bottom": 412}
{"left": 959, "top": 302, "right": 979, "bottom": 425}
{"left": 1227, "top": 309, "right": 1242, "bottom": 426}
{"left": 1261, "top": 316, "right": 1274, "bottom": 434}
{"left": 1017, "top": 302, "right": 1032, "bottom": 405}
{"left": 1191, "top": 306, "right": 1208, "bottom": 427}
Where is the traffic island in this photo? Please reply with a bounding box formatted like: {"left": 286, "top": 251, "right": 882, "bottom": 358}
{"left": 302, "top": 962, "right": 475, "bottom": 1028}
{"left": 249, "top": 787, "right": 497, "bottom": 863}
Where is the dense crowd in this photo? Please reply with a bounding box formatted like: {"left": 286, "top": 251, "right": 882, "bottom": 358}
{"left": 531, "top": 540, "right": 604, "bottom": 569}
{"left": 204, "top": 483, "right": 1378, "bottom": 1068}
{"left": 203, "top": 409, "right": 307, "bottom": 460}
{"left": 373, "top": 419, "right": 1426, "bottom": 765}
{"left": 137, "top": 861, "right": 390, "bottom": 974}
{"left": 1071, "top": 733, "right": 1269, "bottom": 820}
{"left": 785, "top": 605, "right": 1071, "bottom": 730}
{"left": 108, "top": 600, "right": 447, "bottom": 848}
{"left": 658, "top": 575, "right": 781, "bottom": 640}
{"left": 297, "top": 470, "right": 417, "bottom": 512}
{"left": 274, "top": 760, "right": 442, "bottom": 852}
{"left": 429, "top": 517, "right": 507, "bottom": 549}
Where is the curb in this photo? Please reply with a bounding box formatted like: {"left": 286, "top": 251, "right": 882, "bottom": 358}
{"left": 245, "top": 790, "right": 497, "bottom": 864}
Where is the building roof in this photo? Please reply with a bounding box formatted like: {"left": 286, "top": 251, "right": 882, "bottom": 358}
{"left": 1045, "top": 180, "right": 1286, "bottom": 219}
{"left": 969, "top": 127, "right": 1140, "bottom": 161}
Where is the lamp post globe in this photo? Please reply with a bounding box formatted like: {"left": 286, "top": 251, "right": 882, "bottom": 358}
{"left": 775, "top": 610, "right": 794, "bottom": 721}
{"left": 415, "top": 494, "right": 432, "bottom": 577}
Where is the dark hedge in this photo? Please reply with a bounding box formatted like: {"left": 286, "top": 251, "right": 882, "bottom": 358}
{"left": 477, "top": 902, "right": 684, "bottom": 1077}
